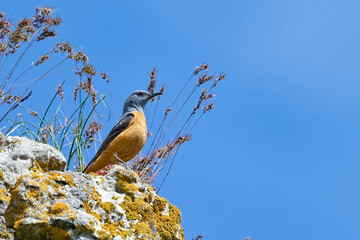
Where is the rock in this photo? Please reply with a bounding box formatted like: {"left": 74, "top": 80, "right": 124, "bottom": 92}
{"left": 0, "top": 136, "right": 66, "bottom": 186}
{"left": 0, "top": 135, "right": 184, "bottom": 240}
{"left": 4, "top": 165, "right": 184, "bottom": 240}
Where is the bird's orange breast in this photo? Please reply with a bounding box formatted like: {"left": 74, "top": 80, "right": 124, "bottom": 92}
{"left": 104, "top": 111, "right": 147, "bottom": 163}
{"left": 83, "top": 111, "right": 148, "bottom": 173}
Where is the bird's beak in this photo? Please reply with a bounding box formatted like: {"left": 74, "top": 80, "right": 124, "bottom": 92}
{"left": 150, "top": 92, "right": 162, "bottom": 98}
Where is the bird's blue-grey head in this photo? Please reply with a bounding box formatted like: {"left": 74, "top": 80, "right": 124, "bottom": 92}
{"left": 123, "top": 90, "right": 161, "bottom": 114}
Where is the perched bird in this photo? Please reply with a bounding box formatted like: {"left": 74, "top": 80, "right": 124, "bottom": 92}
{"left": 83, "top": 90, "right": 161, "bottom": 173}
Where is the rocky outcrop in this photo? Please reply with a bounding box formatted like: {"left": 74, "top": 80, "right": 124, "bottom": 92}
{"left": 0, "top": 135, "right": 184, "bottom": 240}
{"left": 0, "top": 136, "right": 66, "bottom": 187}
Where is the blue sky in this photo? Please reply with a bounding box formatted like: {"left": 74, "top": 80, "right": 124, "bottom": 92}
{"left": 2, "top": 1, "right": 360, "bottom": 239}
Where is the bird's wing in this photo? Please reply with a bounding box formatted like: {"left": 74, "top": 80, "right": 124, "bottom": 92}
{"left": 82, "top": 113, "right": 134, "bottom": 173}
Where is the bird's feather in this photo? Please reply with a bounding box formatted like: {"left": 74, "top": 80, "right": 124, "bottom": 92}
{"left": 82, "top": 113, "right": 134, "bottom": 173}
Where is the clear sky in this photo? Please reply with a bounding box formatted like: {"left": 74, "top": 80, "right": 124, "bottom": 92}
{"left": 1, "top": 1, "right": 360, "bottom": 239}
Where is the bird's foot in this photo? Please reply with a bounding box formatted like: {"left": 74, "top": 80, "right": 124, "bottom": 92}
{"left": 113, "top": 154, "right": 132, "bottom": 171}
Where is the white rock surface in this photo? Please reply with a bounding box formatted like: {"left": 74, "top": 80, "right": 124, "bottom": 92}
{"left": 0, "top": 136, "right": 66, "bottom": 186}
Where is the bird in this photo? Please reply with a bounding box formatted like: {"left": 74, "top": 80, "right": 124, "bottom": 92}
{"left": 82, "top": 90, "right": 161, "bottom": 174}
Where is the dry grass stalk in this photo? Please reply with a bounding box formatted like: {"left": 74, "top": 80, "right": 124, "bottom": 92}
{"left": 131, "top": 63, "right": 226, "bottom": 189}
{"left": 1, "top": 7, "right": 111, "bottom": 172}
{"left": 0, "top": 7, "right": 65, "bottom": 117}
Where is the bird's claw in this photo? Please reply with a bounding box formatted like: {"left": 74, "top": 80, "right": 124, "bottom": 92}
{"left": 113, "top": 154, "right": 132, "bottom": 171}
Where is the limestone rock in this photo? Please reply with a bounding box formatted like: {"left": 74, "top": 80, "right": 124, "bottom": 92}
{"left": 4, "top": 165, "right": 184, "bottom": 240}
{"left": 0, "top": 136, "right": 66, "bottom": 186}
{"left": 0, "top": 135, "right": 184, "bottom": 240}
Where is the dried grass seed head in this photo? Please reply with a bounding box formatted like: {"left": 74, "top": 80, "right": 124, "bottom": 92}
{"left": 0, "top": 43, "right": 7, "bottom": 53}
{"left": 18, "top": 18, "right": 32, "bottom": 28}
{"left": 147, "top": 68, "right": 157, "bottom": 101}
{"left": 45, "top": 17, "right": 62, "bottom": 26}
{"left": 54, "top": 125, "right": 62, "bottom": 134}
{"left": 12, "top": 95, "right": 21, "bottom": 102}
{"left": 5, "top": 43, "right": 19, "bottom": 55}
{"left": 176, "top": 135, "right": 191, "bottom": 144}
{"left": 213, "top": 73, "right": 226, "bottom": 87}
{"left": 82, "top": 64, "right": 96, "bottom": 76}
{"left": 197, "top": 74, "right": 214, "bottom": 86}
{"left": 85, "top": 121, "right": 101, "bottom": 139}
{"left": 57, "top": 42, "right": 73, "bottom": 54}
{"left": 36, "top": 53, "right": 50, "bottom": 65}
{"left": 200, "top": 88, "right": 215, "bottom": 101}
{"left": 0, "top": 20, "right": 11, "bottom": 29}
{"left": 33, "top": 7, "right": 54, "bottom": 27}
{"left": 73, "top": 85, "right": 79, "bottom": 101}
{"left": 56, "top": 84, "right": 64, "bottom": 100}
{"left": 193, "top": 89, "right": 208, "bottom": 113}
{"left": 9, "top": 28, "right": 31, "bottom": 43}
{"left": 0, "top": 14, "right": 11, "bottom": 39}
{"left": 36, "top": 26, "right": 57, "bottom": 41}
{"left": 165, "top": 107, "right": 172, "bottom": 116}
{"left": 18, "top": 18, "right": 35, "bottom": 34}
{"left": 100, "top": 71, "right": 109, "bottom": 83}
{"left": 72, "top": 50, "right": 88, "bottom": 63}
{"left": 193, "top": 235, "right": 204, "bottom": 240}
{"left": 85, "top": 77, "right": 93, "bottom": 95}
{"left": 149, "top": 68, "right": 157, "bottom": 81}
{"left": 206, "top": 93, "right": 215, "bottom": 100}
{"left": 200, "top": 88, "right": 208, "bottom": 99}
{"left": 38, "top": 7, "right": 54, "bottom": 16}
{"left": 79, "top": 80, "right": 86, "bottom": 90}
{"left": 32, "top": 7, "right": 61, "bottom": 34}
{"left": 203, "top": 103, "right": 215, "bottom": 113}
{"left": 91, "top": 91, "right": 98, "bottom": 106}
{"left": 2, "top": 94, "right": 12, "bottom": 104}
{"left": 156, "top": 143, "right": 175, "bottom": 158}
{"left": 194, "top": 63, "right": 209, "bottom": 75}
{"left": 160, "top": 84, "right": 165, "bottom": 94}
{"left": 29, "top": 111, "right": 38, "bottom": 117}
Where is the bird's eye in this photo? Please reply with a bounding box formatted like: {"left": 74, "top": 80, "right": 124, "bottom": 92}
{"left": 137, "top": 92, "right": 143, "bottom": 96}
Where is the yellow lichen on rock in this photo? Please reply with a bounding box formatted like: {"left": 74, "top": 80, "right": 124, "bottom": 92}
{"left": 0, "top": 224, "right": 14, "bottom": 240}
{"left": 153, "top": 198, "right": 184, "bottom": 240}
{"left": 49, "top": 202, "right": 71, "bottom": 216}
{"left": 115, "top": 167, "right": 184, "bottom": 240}
{"left": 4, "top": 172, "right": 79, "bottom": 238}
{"left": 39, "top": 226, "right": 71, "bottom": 240}
{"left": 0, "top": 170, "right": 4, "bottom": 181}
{"left": 5, "top": 182, "right": 29, "bottom": 229}
{"left": 1, "top": 161, "right": 184, "bottom": 240}
{"left": 0, "top": 187, "right": 9, "bottom": 202}
{"left": 119, "top": 182, "right": 139, "bottom": 199}
{"left": 16, "top": 224, "right": 71, "bottom": 240}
